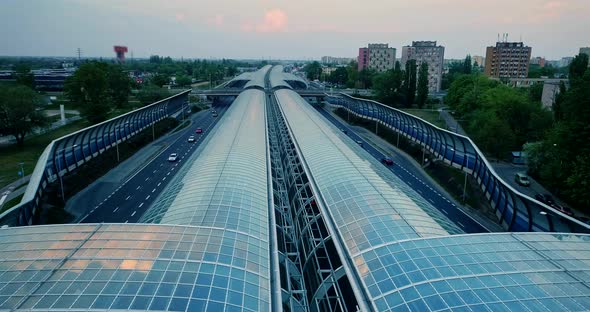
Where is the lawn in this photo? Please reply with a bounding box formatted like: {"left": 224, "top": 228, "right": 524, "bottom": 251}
{"left": 399, "top": 109, "right": 447, "bottom": 129}
{"left": 0, "top": 194, "right": 24, "bottom": 214}
{"left": 0, "top": 119, "right": 90, "bottom": 189}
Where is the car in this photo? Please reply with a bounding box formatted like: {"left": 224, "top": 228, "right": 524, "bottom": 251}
{"left": 534, "top": 194, "right": 555, "bottom": 205}
{"left": 168, "top": 153, "right": 178, "bottom": 162}
{"left": 356, "top": 140, "right": 363, "bottom": 147}
{"left": 196, "top": 128, "right": 203, "bottom": 133}
{"left": 187, "top": 136, "right": 195, "bottom": 142}
{"left": 552, "top": 204, "right": 574, "bottom": 217}
{"left": 212, "top": 113, "right": 218, "bottom": 117}
{"left": 341, "top": 128, "right": 347, "bottom": 134}
{"left": 381, "top": 157, "right": 394, "bottom": 165}
{"left": 514, "top": 172, "right": 530, "bottom": 186}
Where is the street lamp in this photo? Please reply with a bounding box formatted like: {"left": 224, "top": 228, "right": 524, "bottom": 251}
{"left": 55, "top": 144, "right": 77, "bottom": 203}
{"left": 114, "top": 125, "right": 121, "bottom": 162}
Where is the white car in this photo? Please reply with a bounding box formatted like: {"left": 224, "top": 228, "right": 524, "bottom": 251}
{"left": 168, "top": 153, "right": 178, "bottom": 162}
{"left": 187, "top": 136, "right": 195, "bottom": 142}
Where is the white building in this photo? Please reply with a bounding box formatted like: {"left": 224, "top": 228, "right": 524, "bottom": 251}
{"left": 358, "top": 43, "right": 396, "bottom": 72}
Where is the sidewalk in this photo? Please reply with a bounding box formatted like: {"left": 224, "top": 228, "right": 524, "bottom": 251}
{"left": 324, "top": 106, "right": 505, "bottom": 232}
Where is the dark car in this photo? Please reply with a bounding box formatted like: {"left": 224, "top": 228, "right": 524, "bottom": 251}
{"left": 381, "top": 157, "right": 394, "bottom": 165}
{"left": 341, "top": 128, "right": 347, "bottom": 134}
{"left": 212, "top": 113, "right": 218, "bottom": 117}
{"left": 534, "top": 194, "right": 555, "bottom": 205}
{"left": 356, "top": 140, "right": 363, "bottom": 147}
{"left": 196, "top": 128, "right": 203, "bottom": 134}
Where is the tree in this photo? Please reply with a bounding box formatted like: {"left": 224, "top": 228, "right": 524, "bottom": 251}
{"left": 358, "top": 68, "right": 376, "bottom": 89}
{"left": 416, "top": 62, "right": 429, "bottom": 108}
{"left": 552, "top": 81, "right": 567, "bottom": 121}
{"left": 15, "top": 64, "right": 34, "bottom": 88}
{"left": 463, "top": 55, "right": 472, "bottom": 74}
{"left": 0, "top": 85, "right": 48, "bottom": 145}
{"left": 107, "top": 65, "right": 131, "bottom": 108}
{"left": 569, "top": 53, "right": 589, "bottom": 84}
{"left": 469, "top": 110, "right": 515, "bottom": 160}
{"left": 345, "top": 61, "right": 359, "bottom": 88}
{"left": 566, "top": 154, "right": 590, "bottom": 207}
{"left": 329, "top": 67, "right": 348, "bottom": 86}
{"left": 64, "top": 62, "right": 111, "bottom": 124}
{"left": 403, "top": 60, "right": 417, "bottom": 106}
{"left": 176, "top": 75, "right": 192, "bottom": 87}
{"left": 304, "top": 61, "right": 322, "bottom": 80}
{"left": 528, "top": 83, "right": 544, "bottom": 103}
{"left": 151, "top": 74, "right": 169, "bottom": 88}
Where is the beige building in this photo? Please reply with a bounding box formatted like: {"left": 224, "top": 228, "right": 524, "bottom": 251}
{"left": 484, "top": 41, "right": 532, "bottom": 78}
{"left": 472, "top": 55, "right": 485, "bottom": 67}
{"left": 357, "top": 43, "right": 396, "bottom": 72}
{"left": 401, "top": 41, "right": 445, "bottom": 93}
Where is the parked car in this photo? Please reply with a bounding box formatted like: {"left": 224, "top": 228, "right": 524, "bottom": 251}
{"left": 381, "top": 157, "right": 394, "bottom": 165}
{"left": 187, "top": 136, "right": 195, "bottom": 143}
{"left": 212, "top": 113, "right": 218, "bottom": 117}
{"left": 168, "top": 153, "right": 178, "bottom": 162}
{"left": 514, "top": 173, "right": 530, "bottom": 186}
{"left": 534, "top": 194, "right": 555, "bottom": 205}
{"left": 196, "top": 128, "right": 203, "bottom": 134}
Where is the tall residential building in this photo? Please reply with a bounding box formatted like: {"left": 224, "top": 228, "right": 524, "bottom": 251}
{"left": 357, "top": 43, "right": 396, "bottom": 72}
{"left": 401, "top": 41, "right": 445, "bottom": 93}
{"left": 530, "top": 56, "right": 546, "bottom": 68}
{"left": 580, "top": 47, "right": 590, "bottom": 66}
{"left": 484, "top": 41, "right": 532, "bottom": 78}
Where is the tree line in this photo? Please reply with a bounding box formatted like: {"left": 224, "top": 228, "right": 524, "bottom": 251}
{"left": 446, "top": 53, "right": 590, "bottom": 211}
{"left": 305, "top": 59, "right": 431, "bottom": 108}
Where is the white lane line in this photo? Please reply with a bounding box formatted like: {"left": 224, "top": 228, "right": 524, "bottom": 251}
{"left": 417, "top": 189, "right": 423, "bottom": 195}
{"left": 113, "top": 207, "right": 119, "bottom": 213}
{"left": 145, "top": 177, "right": 149, "bottom": 181}
{"left": 157, "top": 182, "right": 161, "bottom": 187}
{"left": 427, "top": 198, "right": 435, "bottom": 204}
{"left": 138, "top": 202, "right": 144, "bottom": 208}
{"left": 125, "top": 220, "right": 128, "bottom": 223}
{"left": 163, "top": 177, "right": 167, "bottom": 181}
{"left": 457, "top": 221, "right": 465, "bottom": 228}
{"left": 131, "top": 211, "right": 137, "bottom": 217}
{"left": 145, "top": 195, "right": 150, "bottom": 200}
{"left": 166, "top": 172, "right": 171, "bottom": 176}
{"left": 442, "top": 209, "right": 448, "bottom": 215}
{"left": 152, "top": 188, "right": 156, "bottom": 193}
{"left": 160, "top": 163, "right": 163, "bottom": 167}
{"left": 153, "top": 170, "right": 157, "bottom": 173}
{"left": 136, "top": 186, "right": 141, "bottom": 190}
{"left": 125, "top": 195, "right": 131, "bottom": 200}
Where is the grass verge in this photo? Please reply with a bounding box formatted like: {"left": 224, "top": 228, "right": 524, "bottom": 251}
{"left": 0, "top": 194, "right": 24, "bottom": 214}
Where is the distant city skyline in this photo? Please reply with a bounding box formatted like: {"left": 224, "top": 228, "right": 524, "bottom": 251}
{"left": 1, "top": 0, "right": 588, "bottom": 60}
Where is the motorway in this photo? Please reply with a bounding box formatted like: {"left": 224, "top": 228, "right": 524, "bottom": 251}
{"left": 79, "top": 104, "right": 230, "bottom": 224}
{"left": 315, "top": 106, "right": 490, "bottom": 233}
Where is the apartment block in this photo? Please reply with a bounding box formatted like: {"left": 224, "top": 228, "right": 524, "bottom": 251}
{"left": 401, "top": 41, "right": 445, "bottom": 93}
{"left": 484, "top": 41, "right": 532, "bottom": 78}
{"left": 357, "top": 43, "right": 396, "bottom": 72}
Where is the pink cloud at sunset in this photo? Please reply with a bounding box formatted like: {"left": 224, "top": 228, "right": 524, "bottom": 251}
{"left": 255, "top": 9, "right": 288, "bottom": 33}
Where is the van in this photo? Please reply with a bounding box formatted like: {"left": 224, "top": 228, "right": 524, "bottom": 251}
{"left": 515, "top": 173, "right": 530, "bottom": 186}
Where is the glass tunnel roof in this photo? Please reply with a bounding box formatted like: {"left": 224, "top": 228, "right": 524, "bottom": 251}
{"left": 275, "top": 89, "right": 460, "bottom": 256}
{"left": 0, "top": 224, "right": 271, "bottom": 311}
{"left": 355, "top": 232, "right": 590, "bottom": 312}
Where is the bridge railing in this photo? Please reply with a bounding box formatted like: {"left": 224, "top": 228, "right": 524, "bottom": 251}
{"left": 327, "top": 93, "right": 590, "bottom": 233}
{"left": 0, "top": 90, "right": 191, "bottom": 227}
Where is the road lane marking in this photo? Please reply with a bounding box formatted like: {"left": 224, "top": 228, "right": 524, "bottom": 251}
{"left": 163, "top": 177, "right": 166, "bottom": 180}
{"left": 442, "top": 209, "right": 448, "bottom": 215}
{"left": 167, "top": 172, "right": 171, "bottom": 176}
{"left": 157, "top": 183, "right": 161, "bottom": 187}
{"left": 152, "top": 188, "right": 156, "bottom": 193}
{"left": 153, "top": 170, "right": 157, "bottom": 173}
{"left": 145, "top": 177, "right": 150, "bottom": 181}
{"left": 113, "top": 207, "right": 119, "bottom": 213}
{"left": 417, "top": 189, "right": 423, "bottom": 195}
{"left": 125, "top": 195, "right": 131, "bottom": 200}
{"left": 131, "top": 211, "right": 136, "bottom": 217}
{"left": 136, "top": 186, "right": 141, "bottom": 190}
{"left": 145, "top": 195, "right": 150, "bottom": 200}
{"left": 427, "top": 198, "right": 435, "bottom": 204}
{"left": 138, "top": 203, "right": 144, "bottom": 208}
{"left": 125, "top": 220, "right": 128, "bottom": 223}
{"left": 457, "top": 221, "right": 465, "bottom": 228}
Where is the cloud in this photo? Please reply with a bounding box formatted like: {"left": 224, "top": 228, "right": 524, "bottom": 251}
{"left": 255, "top": 9, "right": 288, "bottom": 32}
{"left": 175, "top": 13, "right": 185, "bottom": 22}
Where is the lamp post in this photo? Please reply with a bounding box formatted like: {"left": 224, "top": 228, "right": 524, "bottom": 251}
{"left": 462, "top": 171, "right": 467, "bottom": 205}
{"left": 18, "top": 162, "right": 24, "bottom": 185}
{"left": 114, "top": 125, "right": 121, "bottom": 163}
{"left": 55, "top": 144, "right": 77, "bottom": 203}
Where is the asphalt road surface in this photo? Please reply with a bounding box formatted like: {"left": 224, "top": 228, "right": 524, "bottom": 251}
{"left": 79, "top": 105, "right": 229, "bottom": 224}
{"left": 315, "top": 106, "right": 490, "bottom": 234}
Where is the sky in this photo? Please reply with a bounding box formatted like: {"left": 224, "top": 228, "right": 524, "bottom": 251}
{"left": 1, "top": 0, "right": 589, "bottom": 60}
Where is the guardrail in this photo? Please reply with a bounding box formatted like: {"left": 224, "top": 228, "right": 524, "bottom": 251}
{"left": 0, "top": 90, "right": 191, "bottom": 226}
{"left": 327, "top": 93, "right": 590, "bottom": 234}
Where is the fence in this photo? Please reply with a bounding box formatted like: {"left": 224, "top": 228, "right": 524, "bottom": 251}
{"left": 327, "top": 93, "right": 590, "bottom": 233}
{"left": 0, "top": 90, "right": 191, "bottom": 226}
